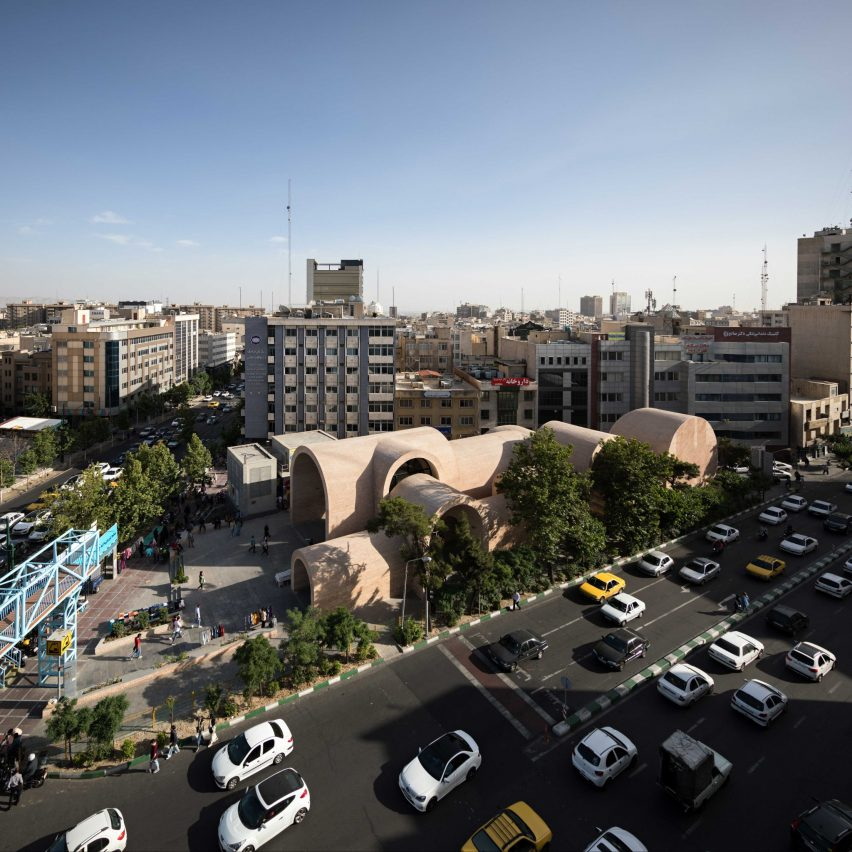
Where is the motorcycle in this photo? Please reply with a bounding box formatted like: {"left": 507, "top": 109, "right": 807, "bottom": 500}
{"left": 21, "top": 753, "right": 47, "bottom": 789}
{"left": 757, "top": 528, "right": 768, "bottom": 542}
{"left": 712, "top": 540, "right": 725, "bottom": 555}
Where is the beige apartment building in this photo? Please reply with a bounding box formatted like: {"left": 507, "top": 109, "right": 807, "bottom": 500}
{"left": 790, "top": 379, "right": 850, "bottom": 449}
{"left": 52, "top": 308, "right": 175, "bottom": 416}
{"left": 0, "top": 349, "right": 52, "bottom": 414}
{"left": 797, "top": 226, "right": 852, "bottom": 303}
{"left": 394, "top": 372, "right": 481, "bottom": 439}
{"left": 396, "top": 326, "right": 453, "bottom": 373}
{"left": 788, "top": 303, "right": 852, "bottom": 394}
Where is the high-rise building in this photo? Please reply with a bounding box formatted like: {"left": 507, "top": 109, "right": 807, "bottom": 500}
{"left": 797, "top": 226, "right": 852, "bottom": 303}
{"left": 0, "top": 349, "right": 52, "bottom": 415}
{"left": 609, "top": 291, "right": 631, "bottom": 318}
{"left": 170, "top": 312, "right": 199, "bottom": 383}
{"left": 198, "top": 331, "right": 236, "bottom": 368}
{"left": 580, "top": 295, "right": 603, "bottom": 318}
{"left": 789, "top": 302, "right": 852, "bottom": 393}
{"left": 305, "top": 259, "right": 364, "bottom": 304}
{"left": 242, "top": 302, "right": 395, "bottom": 441}
{"left": 456, "top": 303, "right": 489, "bottom": 320}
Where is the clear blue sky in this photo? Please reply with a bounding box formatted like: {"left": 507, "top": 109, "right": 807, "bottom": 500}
{"left": 2, "top": 1, "right": 851, "bottom": 314}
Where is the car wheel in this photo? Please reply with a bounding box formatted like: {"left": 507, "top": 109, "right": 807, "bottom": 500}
{"left": 293, "top": 807, "right": 308, "bottom": 824}
{"left": 599, "top": 776, "right": 611, "bottom": 791}
{"left": 273, "top": 752, "right": 284, "bottom": 765}
{"left": 817, "top": 672, "right": 824, "bottom": 682}
{"left": 618, "top": 662, "right": 625, "bottom": 671}
{"left": 426, "top": 798, "right": 437, "bottom": 813}
{"left": 466, "top": 767, "right": 478, "bottom": 783}
{"left": 629, "top": 753, "right": 638, "bottom": 768}
{"left": 226, "top": 777, "right": 238, "bottom": 791}
{"left": 244, "top": 847, "right": 255, "bottom": 852}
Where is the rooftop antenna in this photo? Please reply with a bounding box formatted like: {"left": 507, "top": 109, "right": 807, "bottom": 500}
{"left": 644, "top": 289, "right": 655, "bottom": 314}
{"left": 377, "top": 268, "right": 380, "bottom": 305}
{"left": 558, "top": 274, "right": 562, "bottom": 310}
{"left": 287, "top": 179, "right": 292, "bottom": 308}
{"left": 760, "top": 245, "right": 769, "bottom": 313}
{"left": 672, "top": 274, "right": 677, "bottom": 307}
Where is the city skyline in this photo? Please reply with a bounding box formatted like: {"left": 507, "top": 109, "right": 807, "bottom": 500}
{"left": 2, "top": 1, "right": 852, "bottom": 314}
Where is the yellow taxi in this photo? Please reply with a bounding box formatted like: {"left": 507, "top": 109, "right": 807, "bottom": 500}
{"left": 461, "top": 802, "right": 552, "bottom": 852}
{"left": 745, "top": 554, "right": 786, "bottom": 581}
{"left": 579, "top": 571, "right": 626, "bottom": 602}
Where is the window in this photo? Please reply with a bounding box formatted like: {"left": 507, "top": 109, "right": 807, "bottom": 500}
{"left": 459, "top": 416, "right": 474, "bottom": 426}
{"left": 459, "top": 399, "right": 474, "bottom": 408}
{"left": 421, "top": 399, "right": 432, "bottom": 407}
{"left": 398, "top": 399, "right": 413, "bottom": 408}
{"left": 523, "top": 391, "right": 535, "bottom": 401}
{"left": 440, "top": 416, "right": 452, "bottom": 426}
{"left": 306, "top": 329, "right": 318, "bottom": 336}
{"left": 420, "top": 416, "right": 432, "bottom": 425}
{"left": 524, "top": 408, "right": 534, "bottom": 419}
{"left": 480, "top": 409, "right": 490, "bottom": 419}
{"left": 346, "top": 404, "right": 358, "bottom": 412}
{"left": 398, "top": 416, "right": 414, "bottom": 425}
{"left": 346, "top": 347, "right": 358, "bottom": 356}
{"left": 284, "top": 347, "right": 296, "bottom": 356}
{"left": 440, "top": 398, "right": 452, "bottom": 408}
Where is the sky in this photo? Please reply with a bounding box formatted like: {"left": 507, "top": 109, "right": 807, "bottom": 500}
{"left": 2, "top": 1, "right": 852, "bottom": 316}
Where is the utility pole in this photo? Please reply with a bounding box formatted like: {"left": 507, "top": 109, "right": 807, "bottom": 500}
{"left": 287, "top": 179, "right": 292, "bottom": 308}
{"left": 760, "top": 245, "right": 769, "bottom": 313}
{"left": 672, "top": 275, "right": 677, "bottom": 307}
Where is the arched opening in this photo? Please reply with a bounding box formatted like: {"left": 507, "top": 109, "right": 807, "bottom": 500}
{"left": 291, "top": 557, "right": 312, "bottom": 606}
{"left": 440, "top": 504, "right": 486, "bottom": 545}
{"left": 389, "top": 457, "right": 436, "bottom": 493}
{"left": 290, "top": 453, "right": 327, "bottom": 541}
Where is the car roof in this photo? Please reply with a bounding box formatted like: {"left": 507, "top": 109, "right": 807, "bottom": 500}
{"left": 581, "top": 727, "right": 622, "bottom": 753}
{"left": 719, "top": 631, "right": 754, "bottom": 647}
{"left": 793, "top": 641, "right": 832, "bottom": 657}
{"left": 256, "top": 768, "right": 304, "bottom": 808}
{"left": 819, "top": 572, "right": 845, "bottom": 583}
{"left": 737, "top": 678, "right": 782, "bottom": 699}
{"left": 609, "top": 592, "right": 639, "bottom": 605}
{"left": 589, "top": 572, "right": 619, "bottom": 582}
{"left": 669, "top": 662, "right": 708, "bottom": 679}
{"left": 770, "top": 604, "right": 804, "bottom": 617}
{"left": 65, "top": 810, "right": 113, "bottom": 847}
{"left": 242, "top": 720, "right": 279, "bottom": 748}
{"left": 801, "top": 800, "right": 852, "bottom": 842}
{"left": 504, "top": 629, "right": 541, "bottom": 643}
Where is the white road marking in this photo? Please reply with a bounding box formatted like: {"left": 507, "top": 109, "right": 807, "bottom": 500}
{"left": 793, "top": 715, "right": 806, "bottom": 729}
{"left": 438, "top": 644, "right": 533, "bottom": 740}
{"left": 719, "top": 593, "right": 736, "bottom": 607}
{"left": 628, "top": 761, "right": 647, "bottom": 778}
{"left": 644, "top": 595, "right": 703, "bottom": 628}
{"left": 748, "top": 756, "right": 765, "bottom": 774}
{"left": 680, "top": 584, "right": 691, "bottom": 593}
{"left": 687, "top": 717, "right": 705, "bottom": 733}
{"left": 567, "top": 652, "right": 594, "bottom": 666}
{"left": 458, "top": 634, "right": 557, "bottom": 726}
{"left": 541, "top": 668, "right": 567, "bottom": 682}
{"left": 682, "top": 817, "right": 704, "bottom": 838}
{"left": 828, "top": 681, "right": 841, "bottom": 694}
{"left": 542, "top": 614, "right": 586, "bottom": 637}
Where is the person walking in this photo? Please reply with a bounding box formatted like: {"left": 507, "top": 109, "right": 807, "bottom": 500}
{"left": 262, "top": 538, "right": 269, "bottom": 556}
{"left": 187, "top": 530, "right": 195, "bottom": 548}
{"left": 130, "top": 633, "right": 142, "bottom": 660}
{"left": 249, "top": 535, "right": 257, "bottom": 553}
{"left": 6, "top": 766, "right": 23, "bottom": 806}
{"left": 511, "top": 590, "right": 521, "bottom": 611}
{"left": 195, "top": 717, "right": 204, "bottom": 751}
{"left": 263, "top": 524, "right": 270, "bottom": 540}
{"left": 235, "top": 519, "right": 242, "bottom": 537}
{"left": 208, "top": 716, "right": 218, "bottom": 745}
{"left": 199, "top": 571, "right": 205, "bottom": 590}
{"left": 166, "top": 723, "right": 180, "bottom": 759}
{"left": 148, "top": 739, "right": 160, "bottom": 774}
{"left": 170, "top": 615, "right": 183, "bottom": 645}
{"left": 195, "top": 604, "right": 202, "bottom": 629}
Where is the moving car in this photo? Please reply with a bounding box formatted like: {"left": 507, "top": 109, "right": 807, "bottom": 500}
{"left": 593, "top": 628, "right": 650, "bottom": 671}
{"left": 47, "top": 808, "right": 127, "bottom": 852}
{"left": 657, "top": 663, "right": 714, "bottom": 707}
{"left": 217, "top": 768, "right": 309, "bottom": 852}
{"left": 808, "top": 499, "right": 837, "bottom": 517}
{"left": 599, "top": 593, "right": 645, "bottom": 626}
{"left": 212, "top": 719, "right": 295, "bottom": 790}
{"left": 571, "top": 726, "right": 637, "bottom": 788}
{"left": 484, "top": 630, "right": 548, "bottom": 672}
{"left": 824, "top": 512, "right": 852, "bottom": 533}
{"left": 765, "top": 604, "right": 809, "bottom": 635}
{"left": 781, "top": 495, "right": 808, "bottom": 513}
{"left": 579, "top": 572, "right": 626, "bottom": 603}
{"left": 845, "top": 557, "right": 852, "bottom": 578}
{"left": 461, "top": 802, "right": 553, "bottom": 852}
{"left": 707, "top": 631, "right": 764, "bottom": 671}
{"left": 705, "top": 524, "right": 739, "bottom": 544}
{"left": 790, "top": 799, "right": 852, "bottom": 852}
{"left": 785, "top": 641, "right": 836, "bottom": 682}
{"left": 658, "top": 730, "right": 732, "bottom": 812}
{"left": 636, "top": 550, "right": 674, "bottom": 577}
{"left": 678, "top": 557, "right": 721, "bottom": 585}
{"left": 814, "top": 572, "right": 852, "bottom": 599}
{"left": 399, "top": 730, "right": 481, "bottom": 812}
{"left": 583, "top": 827, "right": 647, "bottom": 852}
{"left": 745, "top": 555, "right": 786, "bottom": 580}
{"left": 780, "top": 534, "right": 818, "bottom": 556}
{"left": 772, "top": 460, "right": 793, "bottom": 472}
{"left": 730, "top": 679, "right": 788, "bottom": 727}
{"left": 758, "top": 506, "right": 788, "bottom": 526}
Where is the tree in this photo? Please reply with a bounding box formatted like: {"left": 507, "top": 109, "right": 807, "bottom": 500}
{"left": 235, "top": 635, "right": 282, "bottom": 700}
{"left": 0, "top": 458, "right": 14, "bottom": 488}
{"left": 31, "top": 427, "right": 58, "bottom": 468}
{"left": 112, "top": 457, "right": 161, "bottom": 543}
{"left": 48, "top": 466, "right": 116, "bottom": 538}
{"left": 182, "top": 433, "right": 213, "bottom": 487}
{"left": 46, "top": 697, "right": 91, "bottom": 762}
{"left": 280, "top": 607, "right": 327, "bottom": 687}
{"left": 717, "top": 437, "right": 751, "bottom": 470}
{"left": 135, "top": 442, "right": 182, "bottom": 504}
{"left": 497, "top": 428, "right": 606, "bottom": 580}
{"left": 17, "top": 449, "right": 37, "bottom": 476}
{"left": 177, "top": 404, "right": 196, "bottom": 444}
{"left": 86, "top": 694, "right": 128, "bottom": 759}
{"left": 23, "top": 391, "right": 51, "bottom": 418}
{"left": 322, "top": 607, "right": 360, "bottom": 662}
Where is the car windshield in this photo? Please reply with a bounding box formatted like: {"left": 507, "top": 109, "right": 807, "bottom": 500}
{"left": 789, "top": 536, "right": 806, "bottom": 545}
{"left": 599, "top": 831, "right": 638, "bottom": 852}
{"left": 687, "top": 560, "right": 708, "bottom": 573}
{"left": 417, "top": 734, "right": 466, "bottom": 781}
{"left": 663, "top": 672, "right": 689, "bottom": 691}
{"left": 588, "top": 576, "right": 607, "bottom": 590}
{"left": 603, "top": 634, "right": 627, "bottom": 652}
{"left": 499, "top": 635, "right": 521, "bottom": 654}
{"left": 610, "top": 598, "right": 628, "bottom": 612}
{"left": 715, "top": 639, "right": 739, "bottom": 655}
{"left": 645, "top": 554, "right": 661, "bottom": 565}
{"left": 751, "top": 558, "right": 774, "bottom": 571}
{"left": 710, "top": 526, "right": 727, "bottom": 536}
{"left": 237, "top": 788, "right": 266, "bottom": 831}
{"left": 576, "top": 742, "right": 601, "bottom": 766}
{"left": 227, "top": 733, "right": 251, "bottom": 765}
{"left": 46, "top": 835, "right": 69, "bottom": 852}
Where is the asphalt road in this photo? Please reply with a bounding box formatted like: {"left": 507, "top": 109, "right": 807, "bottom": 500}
{"left": 2, "top": 478, "right": 850, "bottom": 852}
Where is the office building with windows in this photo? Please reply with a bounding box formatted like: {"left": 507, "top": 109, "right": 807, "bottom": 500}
{"left": 797, "top": 226, "right": 852, "bottom": 303}
{"left": 306, "top": 259, "right": 364, "bottom": 303}
{"left": 580, "top": 295, "right": 603, "bottom": 319}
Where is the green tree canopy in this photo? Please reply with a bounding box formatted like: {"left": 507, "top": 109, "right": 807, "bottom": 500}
{"left": 86, "top": 694, "right": 128, "bottom": 758}
{"left": 182, "top": 433, "right": 213, "bottom": 487}
{"left": 31, "top": 427, "right": 58, "bottom": 468}
{"left": 48, "top": 467, "right": 116, "bottom": 537}
{"left": 112, "top": 457, "right": 161, "bottom": 543}
{"left": 46, "top": 697, "right": 91, "bottom": 762}
{"left": 280, "top": 607, "right": 327, "bottom": 687}
{"left": 134, "top": 442, "right": 182, "bottom": 504}
{"left": 234, "top": 635, "right": 282, "bottom": 700}
{"left": 23, "top": 391, "right": 51, "bottom": 418}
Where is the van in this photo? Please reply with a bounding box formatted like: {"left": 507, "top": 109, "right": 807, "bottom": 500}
{"left": 765, "top": 604, "right": 809, "bottom": 636}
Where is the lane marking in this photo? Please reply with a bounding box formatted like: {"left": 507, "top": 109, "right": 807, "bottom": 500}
{"left": 459, "top": 634, "right": 557, "bottom": 726}
{"left": 682, "top": 817, "right": 704, "bottom": 838}
{"left": 542, "top": 614, "right": 586, "bottom": 637}
{"left": 541, "top": 667, "right": 568, "bottom": 682}
{"left": 438, "top": 645, "right": 532, "bottom": 740}
{"left": 828, "top": 681, "right": 841, "bottom": 694}
{"left": 748, "top": 756, "right": 765, "bottom": 774}
{"left": 643, "top": 595, "right": 704, "bottom": 628}
{"left": 687, "top": 717, "right": 705, "bottom": 733}
{"left": 628, "top": 761, "right": 647, "bottom": 778}
{"left": 793, "top": 715, "right": 806, "bottom": 729}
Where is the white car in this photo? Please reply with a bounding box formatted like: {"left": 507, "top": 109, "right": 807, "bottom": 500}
{"left": 47, "top": 808, "right": 127, "bottom": 852}
{"left": 102, "top": 467, "right": 123, "bottom": 482}
{"left": 0, "top": 511, "right": 25, "bottom": 531}
{"left": 636, "top": 550, "right": 674, "bottom": 577}
{"left": 583, "top": 827, "right": 648, "bottom": 852}
{"left": 28, "top": 522, "right": 51, "bottom": 543}
{"left": 678, "top": 557, "right": 721, "bottom": 585}
{"left": 814, "top": 572, "right": 852, "bottom": 599}
{"left": 572, "top": 727, "right": 637, "bottom": 789}
{"left": 785, "top": 641, "right": 837, "bottom": 682}
{"left": 772, "top": 460, "right": 793, "bottom": 472}
{"left": 705, "top": 524, "right": 739, "bottom": 544}
{"left": 730, "top": 679, "right": 788, "bottom": 727}
{"left": 399, "top": 730, "right": 481, "bottom": 812}
{"left": 845, "top": 557, "right": 852, "bottom": 577}
{"left": 171, "top": 419, "right": 181, "bottom": 427}
{"left": 92, "top": 461, "right": 111, "bottom": 473}
{"left": 11, "top": 512, "right": 48, "bottom": 537}
{"left": 217, "top": 768, "right": 309, "bottom": 852}
{"left": 657, "top": 663, "right": 714, "bottom": 707}
{"left": 845, "top": 482, "right": 852, "bottom": 494}
{"left": 600, "top": 593, "right": 645, "bottom": 626}
{"left": 758, "top": 506, "right": 788, "bottom": 526}
{"left": 779, "top": 533, "right": 818, "bottom": 556}
{"left": 808, "top": 500, "right": 837, "bottom": 517}
{"left": 781, "top": 495, "right": 808, "bottom": 513}
{"left": 212, "top": 719, "right": 294, "bottom": 790}
{"left": 707, "top": 631, "right": 764, "bottom": 671}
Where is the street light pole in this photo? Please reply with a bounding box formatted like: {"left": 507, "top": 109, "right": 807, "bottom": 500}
{"left": 401, "top": 555, "right": 431, "bottom": 626}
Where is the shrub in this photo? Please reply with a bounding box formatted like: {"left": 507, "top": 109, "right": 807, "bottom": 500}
{"left": 71, "top": 751, "right": 94, "bottom": 768}
{"left": 394, "top": 616, "right": 424, "bottom": 647}
{"left": 156, "top": 730, "right": 168, "bottom": 750}
{"left": 110, "top": 620, "right": 128, "bottom": 639}
{"left": 173, "top": 568, "right": 188, "bottom": 585}
{"left": 135, "top": 610, "right": 150, "bottom": 630}
{"left": 120, "top": 738, "right": 136, "bottom": 760}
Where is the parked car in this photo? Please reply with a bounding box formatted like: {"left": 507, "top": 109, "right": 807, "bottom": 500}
{"left": 102, "top": 467, "right": 123, "bottom": 483}
{"left": 484, "top": 630, "right": 548, "bottom": 672}
{"left": 579, "top": 572, "right": 626, "bottom": 603}
{"left": 785, "top": 641, "right": 836, "bottom": 682}
{"left": 758, "top": 506, "right": 788, "bottom": 526}
{"left": 212, "top": 719, "right": 295, "bottom": 790}
{"left": 705, "top": 524, "right": 740, "bottom": 544}
{"left": 28, "top": 522, "right": 51, "bottom": 543}
{"left": 779, "top": 534, "right": 817, "bottom": 556}
{"left": 707, "top": 631, "right": 764, "bottom": 671}
{"left": 657, "top": 663, "right": 714, "bottom": 707}
{"left": 678, "top": 557, "right": 721, "bottom": 585}
{"left": 398, "top": 730, "right": 481, "bottom": 812}
{"left": 773, "top": 465, "right": 794, "bottom": 482}
{"left": 790, "top": 799, "right": 852, "bottom": 851}
{"left": 593, "top": 628, "right": 650, "bottom": 671}
{"left": 571, "top": 726, "right": 637, "bottom": 788}
{"left": 772, "top": 460, "right": 793, "bottom": 472}
{"left": 765, "top": 604, "right": 809, "bottom": 635}
{"left": 583, "top": 827, "right": 648, "bottom": 852}
{"left": 846, "top": 482, "right": 852, "bottom": 494}
{"left": 808, "top": 500, "right": 837, "bottom": 517}
{"left": 0, "top": 511, "right": 25, "bottom": 530}
{"left": 845, "top": 556, "right": 852, "bottom": 577}
{"left": 814, "top": 572, "right": 852, "bottom": 599}
{"left": 599, "top": 593, "right": 645, "bottom": 626}
{"left": 11, "top": 511, "right": 49, "bottom": 537}
{"left": 461, "top": 802, "right": 552, "bottom": 852}
{"left": 781, "top": 495, "right": 808, "bottom": 513}
{"left": 636, "top": 550, "right": 674, "bottom": 577}
{"left": 47, "top": 808, "right": 127, "bottom": 852}
{"left": 217, "top": 768, "right": 309, "bottom": 852}
{"left": 745, "top": 555, "right": 786, "bottom": 580}
{"left": 824, "top": 512, "right": 852, "bottom": 534}
{"left": 730, "top": 679, "right": 788, "bottom": 727}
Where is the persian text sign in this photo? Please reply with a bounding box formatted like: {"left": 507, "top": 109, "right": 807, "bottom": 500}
{"left": 490, "top": 377, "right": 531, "bottom": 387}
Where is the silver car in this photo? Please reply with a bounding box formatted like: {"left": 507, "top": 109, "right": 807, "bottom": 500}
{"left": 730, "top": 679, "right": 787, "bottom": 727}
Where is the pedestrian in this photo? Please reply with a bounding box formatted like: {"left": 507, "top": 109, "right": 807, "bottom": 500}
{"left": 208, "top": 716, "right": 218, "bottom": 744}
{"left": 230, "top": 518, "right": 237, "bottom": 537}
{"left": 195, "top": 717, "right": 204, "bottom": 751}
{"left": 195, "top": 604, "right": 202, "bottom": 628}
{"left": 166, "top": 723, "right": 180, "bottom": 759}
{"left": 187, "top": 531, "right": 195, "bottom": 548}
{"left": 511, "top": 591, "right": 521, "bottom": 611}
{"left": 6, "top": 765, "right": 23, "bottom": 806}
{"left": 130, "top": 633, "right": 142, "bottom": 660}
{"left": 262, "top": 539, "right": 269, "bottom": 556}
{"left": 199, "top": 571, "right": 205, "bottom": 590}
{"left": 235, "top": 519, "right": 242, "bottom": 537}
{"left": 249, "top": 535, "right": 256, "bottom": 553}
{"left": 823, "top": 463, "right": 829, "bottom": 475}
{"left": 170, "top": 615, "right": 183, "bottom": 645}
{"left": 263, "top": 524, "right": 270, "bottom": 540}
{"left": 199, "top": 518, "right": 206, "bottom": 533}
{"left": 148, "top": 739, "right": 160, "bottom": 774}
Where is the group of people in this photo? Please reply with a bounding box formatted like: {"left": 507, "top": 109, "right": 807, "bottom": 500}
{"left": 248, "top": 525, "right": 272, "bottom": 556}
{"left": 1, "top": 729, "right": 41, "bottom": 806}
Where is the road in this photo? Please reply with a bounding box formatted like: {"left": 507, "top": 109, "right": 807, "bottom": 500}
{"left": 2, "top": 478, "right": 850, "bottom": 851}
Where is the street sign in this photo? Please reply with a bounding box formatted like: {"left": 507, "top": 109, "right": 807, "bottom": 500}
{"left": 560, "top": 676, "right": 572, "bottom": 690}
